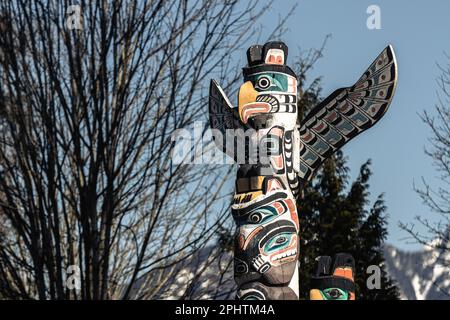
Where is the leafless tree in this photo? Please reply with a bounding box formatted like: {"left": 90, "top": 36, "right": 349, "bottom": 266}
{"left": 400, "top": 54, "right": 450, "bottom": 293}
{"left": 0, "top": 0, "right": 289, "bottom": 300}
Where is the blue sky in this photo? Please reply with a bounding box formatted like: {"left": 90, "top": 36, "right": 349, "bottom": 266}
{"left": 250, "top": 0, "right": 450, "bottom": 250}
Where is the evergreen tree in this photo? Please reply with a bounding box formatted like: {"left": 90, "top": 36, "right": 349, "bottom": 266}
{"left": 297, "top": 152, "right": 400, "bottom": 299}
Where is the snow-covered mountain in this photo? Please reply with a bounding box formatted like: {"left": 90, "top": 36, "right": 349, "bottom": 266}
{"left": 133, "top": 243, "right": 450, "bottom": 300}
{"left": 383, "top": 243, "right": 450, "bottom": 300}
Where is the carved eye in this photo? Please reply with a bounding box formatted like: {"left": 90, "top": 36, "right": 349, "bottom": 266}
{"left": 235, "top": 262, "right": 248, "bottom": 274}
{"left": 329, "top": 289, "right": 341, "bottom": 298}
{"left": 249, "top": 212, "right": 261, "bottom": 223}
{"left": 324, "top": 288, "right": 345, "bottom": 300}
{"left": 275, "top": 236, "right": 287, "bottom": 244}
{"left": 265, "top": 234, "right": 291, "bottom": 252}
{"left": 246, "top": 206, "right": 279, "bottom": 225}
{"left": 256, "top": 76, "right": 271, "bottom": 90}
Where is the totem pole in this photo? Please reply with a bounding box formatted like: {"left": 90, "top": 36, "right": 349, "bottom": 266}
{"left": 310, "top": 253, "right": 356, "bottom": 300}
{"left": 209, "top": 41, "right": 397, "bottom": 300}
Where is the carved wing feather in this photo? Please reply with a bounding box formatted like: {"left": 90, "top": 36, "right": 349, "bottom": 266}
{"left": 209, "top": 79, "right": 244, "bottom": 158}
{"left": 298, "top": 45, "right": 398, "bottom": 182}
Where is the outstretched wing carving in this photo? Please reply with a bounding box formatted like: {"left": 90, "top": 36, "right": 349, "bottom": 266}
{"left": 298, "top": 45, "right": 398, "bottom": 182}
{"left": 209, "top": 79, "right": 245, "bottom": 159}
{"left": 209, "top": 80, "right": 241, "bottom": 131}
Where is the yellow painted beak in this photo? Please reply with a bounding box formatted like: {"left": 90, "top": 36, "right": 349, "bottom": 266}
{"left": 238, "top": 81, "right": 258, "bottom": 123}
{"left": 310, "top": 289, "right": 324, "bottom": 300}
{"left": 238, "top": 81, "right": 258, "bottom": 109}
{"left": 238, "top": 81, "right": 271, "bottom": 124}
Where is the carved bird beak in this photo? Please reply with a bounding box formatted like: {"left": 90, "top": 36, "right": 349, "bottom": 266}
{"left": 309, "top": 289, "right": 324, "bottom": 300}
{"left": 238, "top": 81, "right": 271, "bottom": 124}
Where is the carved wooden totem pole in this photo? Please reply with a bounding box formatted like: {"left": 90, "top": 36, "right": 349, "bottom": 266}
{"left": 209, "top": 41, "right": 397, "bottom": 300}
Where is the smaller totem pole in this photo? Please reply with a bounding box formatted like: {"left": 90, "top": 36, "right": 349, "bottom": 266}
{"left": 310, "top": 253, "right": 356, "bottom": 300}
{"left": 209, "top": 41, "right": 397, "bottom": 300}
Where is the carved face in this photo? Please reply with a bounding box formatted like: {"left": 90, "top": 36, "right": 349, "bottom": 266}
{"left": 236, "top": 42, "right": 298, "bottom": 132}
{"left": 233, "top": 225, "right": 298, "bottom": 281}
{"left": 237, "top": 72, "right": 298, "bottom": 128}
{"left": 232, "top": 191, "right": 299, "bottom": 286}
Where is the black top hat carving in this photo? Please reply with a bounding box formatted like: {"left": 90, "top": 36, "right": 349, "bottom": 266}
{"left": 243, "top": 41, "right": 296, "bottom": 80}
